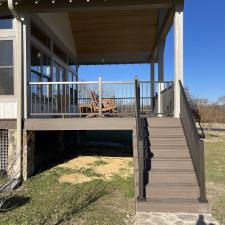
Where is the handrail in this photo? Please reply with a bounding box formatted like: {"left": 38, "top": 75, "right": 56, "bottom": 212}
{"left": 179, "top": 80, "right": 207, "bottom": 202}
{"left": 135, "top": 78, "right": 146, "bottom": 201}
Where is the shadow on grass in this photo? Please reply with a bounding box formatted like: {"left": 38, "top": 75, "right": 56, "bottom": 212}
{"left": 54, "top": 184, "right": 108, "bottom": 225}
{"left": 0, "top": 195, "right": 31, "bottom": 212}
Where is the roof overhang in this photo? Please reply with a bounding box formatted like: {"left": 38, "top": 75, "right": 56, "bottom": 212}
{"left": 0, "top": 0, "right": 184, "bottom": 65}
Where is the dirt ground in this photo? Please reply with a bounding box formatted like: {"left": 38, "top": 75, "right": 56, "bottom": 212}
{"left": 57, "top": 156, "right": 134, "bottom": 185}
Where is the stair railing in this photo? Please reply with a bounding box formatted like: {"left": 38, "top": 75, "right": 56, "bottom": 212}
{"left": 135, "top": 78, "right": 146, "bottom": 201}
{"left": 179, "top": 81, "right": 207, "bottom": 202}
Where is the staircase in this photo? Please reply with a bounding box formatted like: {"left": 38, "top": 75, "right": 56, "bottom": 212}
{"left": 135, "top": 117, "right": 209, "bottom": 213}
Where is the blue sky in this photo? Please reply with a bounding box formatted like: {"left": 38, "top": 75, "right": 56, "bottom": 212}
{"left": 79, "top": 0, "right": 225, "bottom": 102}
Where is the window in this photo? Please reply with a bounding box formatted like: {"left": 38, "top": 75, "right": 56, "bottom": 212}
{"left": 0, "top": 40, "right": 14, "bottom": 95}
{"left": 31, "top": 46, "right": 41, "bottom": 81}
{"left": 31, "top": 23, "right": 50, "bottom": 49}
{"left": 0, "top": 16, "right": 13, "bottom": 29}
{"left": 69, "top": 59, "right": 78, "bottom": 74}
{"left": 42, "top": 55, "right": 51, "bottom": 79}
{"left": 53, "top": 43, "right": 67, "bottom": 63}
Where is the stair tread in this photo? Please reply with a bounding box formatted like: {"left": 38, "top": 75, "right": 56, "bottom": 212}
{"left": 145, "top": 197, "right": 201, "bottom": 203}
{"left": 150, "top": 169, "right": 195, "bottom": 173}
{"left": 148, "top": 182, "right": 199, "bottom": 188}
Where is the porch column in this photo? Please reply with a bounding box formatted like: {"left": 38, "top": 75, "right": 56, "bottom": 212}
{"left": 174, "top": 5, "right": 184, "bottom": 118}
{"left": 158, "top": 41, "right": 165, "bottom": 116}
{"left": 15, "top": 18, "right": 23, "bottom": 179}
{"left": 150, "top": 63, "right": 155, "bottom": 113}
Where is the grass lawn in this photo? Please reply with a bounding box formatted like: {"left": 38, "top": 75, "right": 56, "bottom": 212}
{"left": 0, "top": 156, "right": 135, "bottom": 225}
{"left": 205, "top": 131, "right": 225, "bottom": 225}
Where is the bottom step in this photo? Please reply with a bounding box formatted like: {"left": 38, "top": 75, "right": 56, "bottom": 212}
{"left": 137, "top": 198, "right": 209, "bottom": 213}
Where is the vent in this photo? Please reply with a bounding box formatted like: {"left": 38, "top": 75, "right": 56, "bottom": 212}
{"left": 0, "top": 129, "right": 8, "bottom": 172}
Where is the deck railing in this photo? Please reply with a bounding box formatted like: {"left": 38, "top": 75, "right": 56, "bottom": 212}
{"left": 140, "top": 81, "right": 174, "bottom": 116}
{"left": 135, "top": 79, "right": 146, "bottom": 201}
{"left": 28, "top": 78, "right": 173, "bottom": 118}
{"left": 179, "top": 81, "right": 207, "bottom": 202}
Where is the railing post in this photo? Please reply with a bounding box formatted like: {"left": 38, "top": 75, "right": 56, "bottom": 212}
{"left": 135, "top": 78, "right": 146, "bottom": 202}
{"left": 199, "top": 139, "right": 207, "bottom": 202}
{"left": 158, "top": 82, "right": 162, "bottom": 116}
{"left": 98, "top": 76, "right": 102, "bottom": 117}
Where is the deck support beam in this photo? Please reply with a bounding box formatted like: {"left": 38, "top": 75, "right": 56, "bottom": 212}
{"left": 174, "top": 5, "right": 184, "bottom": 118}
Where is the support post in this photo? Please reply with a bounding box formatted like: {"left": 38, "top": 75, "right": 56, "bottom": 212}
{"left": 158, "top": 41, "right": 165, "bottom": 116}
{"left": 15, "top": 18, "right": 23, "bottom": 179}
{"left": 199, "top": 139, "right": 207, "bottom": 202}
{"left": 150, "top": 63, "right": 155, "bottom": 113}
{"left": 135, "top": 78, "right": 146, "bottom": 201}
{"left": 174, "top": 5, "right": 184, "bottom": 118}
{"left": 23, "top": 15, "right": 31, "bottom": 119}
{"left": 22, "top": 130, "right": 35, "bottom": 181}
{"left": 98, "top": 76, "right": 102, "bottom": 117}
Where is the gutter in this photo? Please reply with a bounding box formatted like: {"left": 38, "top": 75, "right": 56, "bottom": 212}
{"left": 7, "top": 0, "right": 23, "bottom": 180}
{"left": 8, "top": 0, "right": 19, "bottom": 18}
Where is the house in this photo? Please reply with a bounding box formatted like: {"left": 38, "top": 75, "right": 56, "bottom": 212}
{"left": 0, "top": 0, "right": 208, "bottom": 213}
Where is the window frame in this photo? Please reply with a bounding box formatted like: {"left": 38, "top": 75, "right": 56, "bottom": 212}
{"left": 0, "top": 17, "right": 16, "bottom": 99}
{"left": 0, "top": 36, "right": 16, "bottom": 98}
{"left": 30, "top": 19, "right": 79, "bottom": 112}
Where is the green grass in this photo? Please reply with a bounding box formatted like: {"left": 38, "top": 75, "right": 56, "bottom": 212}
{"left": 92, "top": 160, "right": 109, "bottom": 166}
{"left": 0, "top": 167, "right": 134, "bottom": 225}
{"left": 205, "top": 141, "right": 225, "bottom": 224}
{"left": 205, "top": 142, "right": 225, "bottom": 186}
{"left": 78, "top": 167, "right": 103, "bottom": 178}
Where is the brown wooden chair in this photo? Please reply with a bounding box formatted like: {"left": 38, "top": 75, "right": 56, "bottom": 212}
{"left": 79, "top": 90, "right": 117, "bottom": 115}
{"left": 90, "top": 91, "right": 117, "bottom": 113}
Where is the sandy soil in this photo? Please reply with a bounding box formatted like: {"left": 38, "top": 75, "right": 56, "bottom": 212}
{"left": 57, "top": 156, "right": 133, "bottom": 184}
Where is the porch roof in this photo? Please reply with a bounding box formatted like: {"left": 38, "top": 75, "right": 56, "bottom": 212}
{"left": 0, "top": 0, "right": 184, "bottom": 64}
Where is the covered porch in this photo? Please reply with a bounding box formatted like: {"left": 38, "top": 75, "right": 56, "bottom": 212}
{"left": 0, "top": 0, "right": 184, "bottom": 119}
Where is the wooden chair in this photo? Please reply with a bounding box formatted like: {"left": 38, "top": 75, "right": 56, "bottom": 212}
{"left": 79, "top": 90, "right": 117, "bottom": 115}
{"left": 90, "top": 91, "right": 117, "bottom": 113}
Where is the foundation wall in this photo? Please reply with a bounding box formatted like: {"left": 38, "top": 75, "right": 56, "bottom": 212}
{"left": 7, "top": 129, "right": 21, "bottom": 179}
{"left": 22, "top": 130, "right": 35, "bottom": 181}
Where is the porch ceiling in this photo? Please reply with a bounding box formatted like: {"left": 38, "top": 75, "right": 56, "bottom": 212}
{"left": 0, "top": 0, "right": 184, "bottom": 65}
{"left": 69, "top": 9, "right": 158, "bottom": 64}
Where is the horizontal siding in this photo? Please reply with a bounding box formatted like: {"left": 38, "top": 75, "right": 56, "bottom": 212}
{"left": 0, "top": 102, "right": 17, "bottom": 119}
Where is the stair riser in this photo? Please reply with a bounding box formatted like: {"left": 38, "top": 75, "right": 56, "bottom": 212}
{"left": 134, "top": 151, "right": 190, "bottom": 159}
{"left": 150, "top": 140, "right": 187, "bottom": 146}
{"left": 145, "top": 188, "right": 200, "bottom": 199}
{"left": 149, "top": 127, "right": 184, "bottom": 133}
{"left": 149, "top": 173, "right": 198, "bottom": 184}
{"left": 147, "top": 120, "right": 181, "bottom": 127}
{"left": 151, "top": 160, "right": 193, "bottom": 170}
{"left": 151, "top": 150, "right": 190, "bottom": 159}
{"left": 137, "top": 202, "right": 209, "bottom": 214}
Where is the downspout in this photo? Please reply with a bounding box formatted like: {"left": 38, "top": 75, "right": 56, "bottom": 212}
{"left": 8, "top": 0, "right": 23, "bottom": 180}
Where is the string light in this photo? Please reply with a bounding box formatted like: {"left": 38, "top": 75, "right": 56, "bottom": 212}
{"left": 12, "top": 0, "right": 92, "bottom": 7}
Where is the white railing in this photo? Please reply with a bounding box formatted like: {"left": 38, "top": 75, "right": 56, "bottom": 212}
{"left": 28, "top": 78, "right": 174, "bottom": 118}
